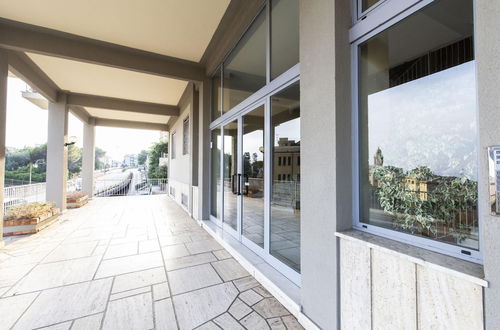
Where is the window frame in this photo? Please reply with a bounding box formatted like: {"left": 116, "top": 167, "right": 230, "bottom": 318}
{"left": 350, "top": 0, "right": 482, "bottom": 263}
{"left": 182, "top": 117, "right": 189, "bottom": 156}
{"left": 171, "top": 131, "right": 176, "bottom": 160}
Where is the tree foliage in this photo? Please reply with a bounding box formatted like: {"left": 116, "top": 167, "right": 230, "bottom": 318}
{"left": 137, "top": 150, "right": 148, "bottom": 166}
{"left": 5, "top": 144, "right": 108, "bottom": 182}
{"left": 373, "top": 165, "right": 478, "bottom": 241}
{"left": 148, "top": 141, "right": 168, "bottom": 178}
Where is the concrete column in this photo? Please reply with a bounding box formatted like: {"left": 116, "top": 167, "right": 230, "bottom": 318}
{"left": 46, "top": 94, "right": 68, "bottom": 210}
{"left": 197, "top": 78, "right": 211, "bottom": 220}
{"left": 300, "top": 0, "right": 352, "bottom": 328}
{"left": 82, "top": 122, "right": 95, "bottom": 197}
{"left": 476, "top": 1, "right": 500, "bottom": 328}
{"left": 0, "top": 50, "right": 7, "bottom": 246}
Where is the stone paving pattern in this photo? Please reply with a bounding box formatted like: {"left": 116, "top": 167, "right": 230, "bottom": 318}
{"left": 0, "top": 195, "right": 304, "bottom": 330}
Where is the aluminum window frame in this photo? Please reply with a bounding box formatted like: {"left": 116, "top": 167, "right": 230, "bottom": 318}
{"left": 350, "top": 0, "right": 482, "bottom": 263}
{"left": 171, "top": 131, "right": 176, "bottom": 160}
{"left": 182, "top": 117, "right": 189, "bottom": 156}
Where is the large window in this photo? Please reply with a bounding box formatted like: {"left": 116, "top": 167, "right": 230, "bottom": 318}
{"left": 356, "top": 0, "right": 478, "bottom": 257}
{"left": 271, "top": 0, "right": 299, "bottom": 80}
{"left": 171, "top": 132, "right": 176, "bottom": 160}
{"left": 271, "top": 81, "right": 301, "bottom": 272}
{"left": 223, "top": 9, "right": 267, "bottom": 114}
{"left": 209, "top": 0, "right": 300, "bottom": 281}
{"left": 183, "top": 118, "right": 189, "bottom": 155}
{"left": 210, "top": 128, "right": 222, "bottom": 219}
{"left": 211, "top": 0, "right": 299, "bottom": 122}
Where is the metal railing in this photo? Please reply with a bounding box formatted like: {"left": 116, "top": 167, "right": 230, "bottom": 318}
{"left": 94, "top": 177, "right": 168, "bottom": 197}
{"left": 3, "top": 182, "right": 46, "bottom": 212}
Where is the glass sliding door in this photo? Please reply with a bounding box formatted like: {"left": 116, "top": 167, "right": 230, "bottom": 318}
{"left": 210, "top": 128, "right": 222, "bottom": 222}
{"left": 270, "top": 81, "right": 301, "bottom": 273}
{"left": 223, "top": 120, "right": 239, "bottom": 233}
{"left": 241, "top": 104, "right": 266, "bottom": 248}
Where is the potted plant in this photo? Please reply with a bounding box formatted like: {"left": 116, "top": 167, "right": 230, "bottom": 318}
{"left": 3, "top": 202, "right": 60, "bottom": 236}
{"left": 66, "top": 191, "right": 89, "bottom": 208}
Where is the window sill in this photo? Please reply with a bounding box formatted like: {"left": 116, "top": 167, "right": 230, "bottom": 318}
{"left": 335, "top": 229, "right": 487, "bottom": 287}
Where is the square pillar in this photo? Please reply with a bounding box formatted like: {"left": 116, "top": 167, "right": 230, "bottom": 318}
{"left": 46, "top": 94, "right": 68, "bottom": 210}
{"left": 82, "top": 122, "right": 95, "bottom": 197}
{"left": 197, "top": 78, "right": 211, "bottom": 220}
{"left": 0, "top": 51, "right": 7, "bottom": 246}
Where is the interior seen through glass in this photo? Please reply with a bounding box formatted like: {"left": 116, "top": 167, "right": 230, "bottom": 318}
{"left": 359, "top": 0, "right": 478, "bottom": 250}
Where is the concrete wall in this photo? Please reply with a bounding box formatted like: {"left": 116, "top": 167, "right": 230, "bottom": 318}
{"left": 169, "top": 83, "right": 197, "bottom": 214}
{"left": 299, "top": 0, "right": 352, "bottom": 328}
{"left": 476, "top": 1, "right": 500, "bottom": 328}
{"left": 338, "top": 234, "right": 485, "bottom": 330}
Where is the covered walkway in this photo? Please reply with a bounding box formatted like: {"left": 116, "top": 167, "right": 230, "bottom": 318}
{"left": 0, "top": 195, "right": 302, "bottom": 330}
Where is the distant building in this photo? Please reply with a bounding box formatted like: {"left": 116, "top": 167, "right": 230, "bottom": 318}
{"left": 123, "top": 154, "right": 137, "bottom": 168}
{"left": 273, "top": 138, "right": 300, "bottom": 182}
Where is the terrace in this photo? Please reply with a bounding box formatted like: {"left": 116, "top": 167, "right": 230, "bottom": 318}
{"left": 0, "top": 195, "right": 303, "bottom": 329}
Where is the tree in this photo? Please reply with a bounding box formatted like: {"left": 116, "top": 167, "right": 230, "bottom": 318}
{"left": 137, "top": 150, "right": 148, "bottom": 166}
{"left": 148, "top": 141, "right": 168, "bottom": 178}
{"left": 95, "top": 147, "right": 107, "bottom": 170}
{"left": 67, "top": 144, "right": 82, "bottom": 178}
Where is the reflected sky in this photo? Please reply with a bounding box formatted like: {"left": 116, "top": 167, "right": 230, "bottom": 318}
{"left": 368, "top": 61, "right": 477, "bottom": 180}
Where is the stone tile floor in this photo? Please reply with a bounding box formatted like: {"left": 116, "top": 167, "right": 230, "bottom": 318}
{"left": 0, "top": 195, "right": 304, "bottom": 330}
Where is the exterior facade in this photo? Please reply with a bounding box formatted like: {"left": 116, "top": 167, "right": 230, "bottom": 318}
{"left": 0, "top": 0, "right": 499, "bottom": 329}
{"left": 165, "top": 0, "right": 498, "bottom": 329}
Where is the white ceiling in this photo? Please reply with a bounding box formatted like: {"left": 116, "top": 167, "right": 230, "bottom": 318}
{"left": 27, "top": 52, "right": 188, "bottom": 105}
{"left": 86, "top": 107, "right": 170, "bottom": 124}
{"left": 0, "top": 0, "right": 230, "bottom": 62}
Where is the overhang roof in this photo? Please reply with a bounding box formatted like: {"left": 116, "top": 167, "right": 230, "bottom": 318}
{"left": 0, "top": 0, "right": 232, "bottom": 129}
{"left": 0, "top": 0, "right": 230, "bottom": 62}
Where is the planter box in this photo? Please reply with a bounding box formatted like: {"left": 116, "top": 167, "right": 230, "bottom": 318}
{"left": 66, "top": 195, "right": 89, "bottom": 209}
{"left": 3, "top": 210, "right": 61, "bottom": 237}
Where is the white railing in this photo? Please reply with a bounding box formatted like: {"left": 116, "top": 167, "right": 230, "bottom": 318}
{"left": 3, "top": 182, "right": 47, "bottom": 212}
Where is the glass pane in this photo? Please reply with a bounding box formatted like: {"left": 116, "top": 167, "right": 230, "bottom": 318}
{"left": 242, "top": 105, "right": 265, "bottom": 248}
{"left": 223, "top": 9, "right": 267, "bottom": 114}
{"left": 212, "top": 68, "right": 222, "bottom": 121}
{"left": 223, "top": 120, "right": 239, "bottom": 231}
{"left": 271, "top": 81, "right": 300, "bottom": 272}
{"left": 359, "top": 0, "right": 478, "bottom": 250}
{"left": 362, "top": 0, "right": 381, "bottom": 13}
{"left": 271, "top": 0, "right": 299, "bottom": 80}
{"left": 210, "top": 128, "right": 222, "bottom": 219}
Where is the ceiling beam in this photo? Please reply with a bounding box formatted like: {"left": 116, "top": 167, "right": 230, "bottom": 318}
{"left": 66, "top": 92, "right": 179, "bottom": 116}
{"left": 93, "top": 118, "right": 168, "bottom": 131}
{"left": 69, "top": 105, "right": 91, "bottom": 125}
{"left": 0, "top": 18, "right": 206, "bottom": 82}
{"left": 7, "top": 51, "right": 59, "bottom": 102}
{"left": 201, "top": 0, "right": 266, "bottom": 76}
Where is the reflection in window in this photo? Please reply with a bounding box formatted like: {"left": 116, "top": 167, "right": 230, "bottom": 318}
{"left": 359, "top": 0, "right": 478, "bottom": 250}
{"left": 223, "top": 9, "right": 267, "bottom": 114}
{"left": 171, "top": 132, "right": 176, "bottom": 159}
{"left": 183, "top": 118, "right": 189, "bottom": 155}
{"left": 210, "top": 128, "right": 222, "bottom": 219}
{"left": 242, "top": 105, "right": 265, "bottom": 247}
{"left": 361, "top": 0, "right": 381, "bottom": 13}
{"left": 271, "top": 0, "right": 299, "bottom": 79}
{"left": 223, "top": 120, "right": 238, "bottom": 231}
{"left": 271, "top": 81, "right": 301, "bottom": 272}
{"left": 212, "top": 68, "right": 222, "bottom": 121}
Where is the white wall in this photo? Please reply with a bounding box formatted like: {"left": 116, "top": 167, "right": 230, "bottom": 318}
{"left": 169, "top": 85, "right": 194, "bottom": 213}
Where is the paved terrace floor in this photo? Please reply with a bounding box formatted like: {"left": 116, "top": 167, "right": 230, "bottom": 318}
{"left": 0, "top": 195, "right": 303, "bottom": 330}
